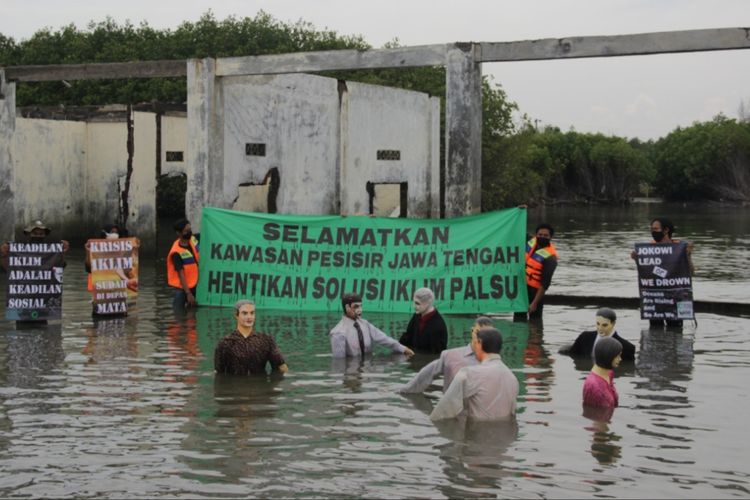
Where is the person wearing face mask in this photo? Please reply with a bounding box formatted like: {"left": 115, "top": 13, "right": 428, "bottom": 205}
{"left": 167, "top": 218, "right": 200, "bottom": 310}
{"left": 513, "top": 223, "right": 558, "bottom": 322}
{"left": 398, "top": 287, "right": 448, "bottom": 354}
{"left": 330, "top": 293, "right": 415, "bottom": 358}
{"left": 0, "top": 220, "right": 69, "bottom": 272}
{"left": 631, "top": 217, "right": 694, "bottom": 329}
{"left": 559, "top": 307, "right": 635, "bottom": 361}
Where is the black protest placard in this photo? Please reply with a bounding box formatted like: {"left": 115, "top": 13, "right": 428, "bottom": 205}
{"left": 635, "top": 242, "right": 694, "bottom": 320}
{"left": 5, "top": 242, "right": 65, "bottom": 321}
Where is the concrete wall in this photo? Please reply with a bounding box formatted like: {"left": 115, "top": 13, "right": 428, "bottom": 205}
{"left": 85, "top": 121, "right": 128, "bottom": 233}
{"left": 0, "top": 75, "right": 15, "bottom": 242}
{"left": 186, "top": 67, "right": 440, "bottom": 228}
{"left": 340, "top": 81, "right": 440, "bottom": 218}
{"left": 161, "top": 114, "right": 187, "bottom": 176}
{"left": 1, "top": 110, "right": 173, "bottom": 250}
{"left": 128, "top": 112, "right": 157, "bottom": 249}
{"left": 220, "top": 74, "right": 340, "bottom": 214}
{"left": 12, "top": 118, "right": 87, "bottom": 237}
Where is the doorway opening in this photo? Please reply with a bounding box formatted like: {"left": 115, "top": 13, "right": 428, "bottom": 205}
{"left": 366, "top": 182, "right": 407, "bottom": 217}
{"left": 233, "top": 167, "right": 280, "bottom": 213}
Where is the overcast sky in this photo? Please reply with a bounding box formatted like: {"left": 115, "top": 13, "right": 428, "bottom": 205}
{"left": 2, "top": 0, "right": 749, "bottom": 139}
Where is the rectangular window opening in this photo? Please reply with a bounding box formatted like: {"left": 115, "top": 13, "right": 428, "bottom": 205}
{"left": 377, "top": 150, "right": 401, "bottom": 161}
{"left": 246, "top": 143, "right": 267, "bottom": 157}
{"left": 166, "top": 151, "right": 184, "bottom": 162}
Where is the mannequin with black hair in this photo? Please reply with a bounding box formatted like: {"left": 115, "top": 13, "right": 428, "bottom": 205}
{"left": 560, "top": 308, "right": 636, "bottom": 361}
{"left": 582, "top": 336, "right": 622, "bottom": 408}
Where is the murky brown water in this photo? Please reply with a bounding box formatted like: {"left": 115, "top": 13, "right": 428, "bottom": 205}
{"left": 0, "top": 206, "right": 748, "bottom": 498}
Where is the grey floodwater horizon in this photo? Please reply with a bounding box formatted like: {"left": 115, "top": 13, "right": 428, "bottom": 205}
{"left": 0, "top": 204, "right": 747, "bottom": 497}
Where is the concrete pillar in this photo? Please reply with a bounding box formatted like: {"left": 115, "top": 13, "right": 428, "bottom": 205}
{"left": 0, "top": 72, "right": 15, "bottom": 242}
{"left": 186, "top": 58, "right": 221, "bottom": 232}
{"left": 429, "top": 96, "right": 441, "bottom": 219}
{"left": 444, "top": 43, "right": 482, "bottom": 217}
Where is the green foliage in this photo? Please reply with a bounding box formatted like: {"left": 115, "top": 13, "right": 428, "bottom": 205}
{"left": 653, "top": 115, "right": 750, "bottom": 201}
{"left": 483, "top": 126, "right": 655, "bottom": 209}
{"left": 1, "top": 11, "right": 370, "bottom": 105}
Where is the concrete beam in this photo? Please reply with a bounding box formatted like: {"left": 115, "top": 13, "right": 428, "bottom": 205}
{"left": 480, "top": 28, "right": 750, "bottom": 62}
{"left": 3, "top": 60, "right": 187, "bottom": 82}
{"left": 444, "top": 44, "right": 482, "bottom": 218}
{"left": 216, "top": 44, "right": 448, "bottom": 76}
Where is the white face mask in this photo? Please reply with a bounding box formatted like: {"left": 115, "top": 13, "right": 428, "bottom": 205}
{"left": 105, "top": 232, "right": 119, "bottom": 240}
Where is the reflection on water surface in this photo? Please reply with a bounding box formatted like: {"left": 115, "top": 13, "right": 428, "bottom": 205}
{"left": 0, "top": 205, "right": 748, "bottom": 497}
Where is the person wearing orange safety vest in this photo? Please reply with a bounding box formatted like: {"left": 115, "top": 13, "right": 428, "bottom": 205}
{"left": 167, "top": 218, "right": 200, "bottom": 310}
{"left": 514, "top": 223, "right": 558, "bottom": 322}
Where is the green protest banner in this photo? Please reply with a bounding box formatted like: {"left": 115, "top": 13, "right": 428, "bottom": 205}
{"left": 197, "top": 207, "right": 527, "bottom": 313}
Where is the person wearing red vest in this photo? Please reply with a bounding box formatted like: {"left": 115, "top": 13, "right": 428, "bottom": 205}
{"left": 167, "top": 218, "right": 200, "bottom": 310}
{"left": 514, "top": 223, "right": 558, "bottom": 321}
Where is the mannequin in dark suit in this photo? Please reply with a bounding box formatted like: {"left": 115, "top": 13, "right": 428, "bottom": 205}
{"left": 559, "top": 308, "right": 636, "bottom": 361}
{"left": 399, "top": 287, "right": 448, "bottom": 354}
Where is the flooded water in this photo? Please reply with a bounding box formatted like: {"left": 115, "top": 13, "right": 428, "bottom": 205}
{"left": 0, "top": 205, "right": 748, "bottom": 498}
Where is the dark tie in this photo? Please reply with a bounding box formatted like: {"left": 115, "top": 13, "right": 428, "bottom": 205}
{"left": 353, "top": 321, "right": 366, "bottom": 358}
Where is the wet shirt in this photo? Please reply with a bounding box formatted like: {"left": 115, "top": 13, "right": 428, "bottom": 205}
{"left": 430, "top": 354, "right": 519, "bottom": 421}
{"left": 400, "top": 344, "right": 477, "bottom": 393}
{"left": 214, "top": 330, "right": 286, "bottom": 375}
{"left": 329, "top": 316, "right": 406, "bottom": 358}
{"left": 582, "top": 371, "right": 618, "bottom": 408}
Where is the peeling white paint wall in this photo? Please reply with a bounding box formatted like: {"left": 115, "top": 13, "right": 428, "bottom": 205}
{"left": 0, "top": 76, "right": 15, "bottom": 242}
{"left": 85, "top": 121, "right": 128, "bottom": 231}
{"left": 162, "top": 114, "right": 187, "bottom": 176}
{"left": 12, "top": 118, "right": 87, "bottom": 237}
{"left": 5, "top": 111, "right": 176, "bottom": 250}
{"left": 340, "top": 81, "right": 440, "bottom": 218}
{"left": 221, "top": 74, "right": 340, "bottom": 215}
{"left": 128, "top": 112, "right": 157, "bottom": 249}
{"left": 186, "top": 68, "right": 440, "bottom": 228}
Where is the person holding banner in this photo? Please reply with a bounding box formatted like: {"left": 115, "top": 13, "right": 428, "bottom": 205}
{"left": 214, "top": 300, "right": 289, "bottom": 375}
{"left": 85, "top": 224, "right": 139, "bottom": 316}
{"left": 399, "top": 287, "right": 448, "bottom": 355}
{"left": 330, "top": 293, "right": 415, "bottom": 359}
{"left": 1, "top": 220, "right": 70, "bottom": 323}
{"left": 399, "top": 316, "right": 494, "bottom": 394}
{"left": 631, "top": 217, "right": 694, "bottom": 328}
{"left": 167, "top": 218, "right": 200, "bottom": 310}
{"left": 514, "top": 223, "right": 558, "bottom": 322}
{"left": 430, "top": 327, "right": 518, "bottom": 421}
{"left": 559, "top": 308, "right": 635, "bottom": 361}
{"left": 0, "top": 220, "right": 69, "bottom": 271}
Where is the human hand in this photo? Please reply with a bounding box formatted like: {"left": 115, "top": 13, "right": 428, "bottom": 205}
{"left": 403, "top": 347, "right": 415, "bottom": 358}
{"left": 186, "top": 291, "right": 197, "bottom": 306}
{"left": 62, "top": 240, "right": 70, "bottom": 252}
